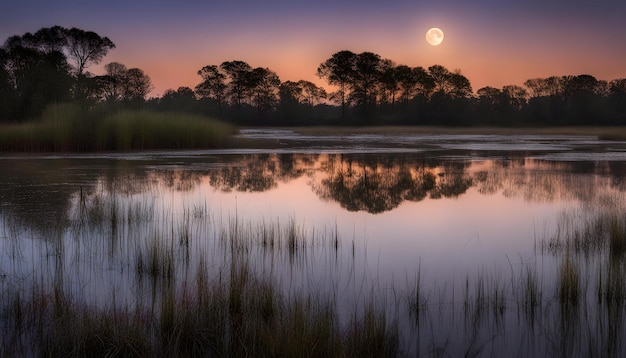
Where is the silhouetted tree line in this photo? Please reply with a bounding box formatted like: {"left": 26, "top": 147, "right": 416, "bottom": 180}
{"left": 2, "top": 27, "right": 626, "bottom": 126}
{"left": 0, "top": 26, "right": 152, "bottom": 121}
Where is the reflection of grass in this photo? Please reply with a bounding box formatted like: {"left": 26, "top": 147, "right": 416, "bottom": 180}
{"left": 608, "top": 215, "right": 626, "bottom": 256}
{"left": 522, "top": 264, "right": 541, "bottom": 315}
{"left": 136, "top": 237, "right": 174, "bottom": 280}
{"left": 0, "top": 103, "right": 235, "bottom": 152}
{"left": 558, "top": 256, "right": 580, "bottom": 308}
{"left": 545, "top": 205, "right": 626, "bottom": 257}
{"left": 4, "top": 179, "right": 626, "bottom": 357}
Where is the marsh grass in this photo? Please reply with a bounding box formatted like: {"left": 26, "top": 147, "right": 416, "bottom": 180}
{"left": 2, "top": 258, "right": 399, "bottom": 357}
{"left": 0, "top": 103, "right": 235, "bottom": 152}
{"left": 95, "top": 109, "right": 235, "bottom": 151}
{"left": 3, "top": 176, "right": 626, "bottom": 357}
{"left": 544, "top": 204, "right": 626, "bottom": 257}
{"left": 1, "top": 185, "right": 401, "bottom": 357}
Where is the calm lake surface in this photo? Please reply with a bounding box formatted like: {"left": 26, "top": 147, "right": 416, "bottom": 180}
{"left": 2, "top": 129, "right": 626, "bottom": 356}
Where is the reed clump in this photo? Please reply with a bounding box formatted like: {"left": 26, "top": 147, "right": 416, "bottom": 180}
{"left": 0, "top": 103, "right": 236, "bottom": 152}
{"left": 544, "top": 207, "right": 626, "bottom": 257}
{"left": 0, "top": 264, "right": 400, "bottom": 357}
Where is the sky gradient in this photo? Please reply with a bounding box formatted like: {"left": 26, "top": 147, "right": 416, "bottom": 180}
{"left": 2, "top": 0, "right": 625, "bottom": 97}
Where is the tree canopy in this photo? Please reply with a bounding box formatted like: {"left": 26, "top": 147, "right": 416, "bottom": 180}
{"left": 2, "top": 26, "right": 626, "bottom": 126}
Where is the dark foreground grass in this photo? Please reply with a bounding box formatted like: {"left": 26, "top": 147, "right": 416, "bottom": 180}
{"left": 2, "top": 166, "right": 626, "bottom": 357}
{"left": 0, "top": 103, "right": 236, "bottom": 152}
{"left": 1, "top": 263, "right": 398, "bottom": 358}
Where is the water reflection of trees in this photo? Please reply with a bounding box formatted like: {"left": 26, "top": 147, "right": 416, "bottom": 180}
{"left": 3, "top": 155, "right": 626, "bottom": 230}
{"left": 472, "top": 159, "right": 626, "bottom": 204}
{"left": 208, "top": 154, "right": 312, "bottom": 192}
{"left": 310, "top": 155, "right": 472, "bottom": 213}
{"left": 202, "top": 154, "right": 626, "bottom": 214}
{"left": 0, "top": 159, "right": 206, "bottom": 232}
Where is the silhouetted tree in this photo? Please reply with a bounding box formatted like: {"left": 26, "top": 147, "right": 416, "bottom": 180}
{"left": 502, "top": 85, "right": 528, "bottom": 111}
{"left": 195, "top": 65, "right": 227, "bottom": 109}
{"left": 609, "top": 79, "right": 626, "bottom": 118}
{"left": 428, "top": 65, "right": 451, "bottom": 94}
{"left": 220, "top": 60, "right": 253, "bottom": 106}
{"left": 563, "top": 74, "right": 598, "bottom": 96}
{"left": 610, "top": 79, "right": 626, "bottom": 95}
{"left": 98, "top": 62, "right": 127, "bottom": 102}
{"left": 524, "top": 78, "right": 546, "bottom": 98}
{"left": 0, "top": 31, "right": 73, "bottom": 120}
{"left": 299, "top": 80, "right": 327, "bottom": 106}
{"left": 379, "top": 59, "right": 399, "bottom": 110}
{"left": 0, "top": 49, "right": 11, "bottom": 119}
{"left": 395, "top": 65, "right": 418, "bottom": 105}
{"left": 317, "top": 50, "right": 357, "bottom": 118}
{"left": 350, "top": 52, "right": 385, "bottom": 116}
{"left": 428, "top": 65, "right": 472, "bottom": 98}
{"left": 477, "top": 86, "right": 509, "bottom": 124}
{"left": 448, "top": 72, "right": 473, "bottom": 99}
{"left": 159, "top": 86, "right": 197, "bottom": 112}
{"left": 121, "top": 68, "right": 153, "bottom": 102}
{"left": 422, "top": 65, "right": 473, "bottom": 125}
{"left": 393, "top": 65, "right": 434, "bottom": 121}
{"left": 95, "top": 62, "right": 152, "bottom": 103}
{"left": 277, "top": 80, "right": 302, "bottom": 120}
{"left": 546, "top": 76, "right": 565, "bottom": 97}
{"left": 276, "top": 80, "right": 328, "bottom": 124}
{"left": 247, "top": 67, "right": 281, "bottom": 114}
{"left": 65, "top": 27, "right": 115, "bottom": 76}
{"left": 279, "top": 81, "right": 303, "bottom": 104}
{"left": 22, "top": 26, "right": 67, "bottom": 54}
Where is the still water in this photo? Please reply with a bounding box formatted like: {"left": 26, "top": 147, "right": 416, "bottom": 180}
{"left": 2, "top": 129, "right": 626, "bottom": 356}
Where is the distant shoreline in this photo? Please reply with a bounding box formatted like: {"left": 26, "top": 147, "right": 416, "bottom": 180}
{"left": 254, "top": 125, "right": 626, "bottom": 137}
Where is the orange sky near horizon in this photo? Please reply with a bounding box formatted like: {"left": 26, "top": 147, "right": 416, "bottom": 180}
{"left": 2, "top": 0, "right": 625, "bottom": 97}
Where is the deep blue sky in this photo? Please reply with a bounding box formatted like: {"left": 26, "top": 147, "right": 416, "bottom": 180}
{"left": 2, "top": 0, "right": 625, "bottom": 96}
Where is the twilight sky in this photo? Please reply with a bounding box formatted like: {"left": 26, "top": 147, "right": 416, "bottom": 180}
{"left": 2, "top": 0, "right": 625, "bottom": 97}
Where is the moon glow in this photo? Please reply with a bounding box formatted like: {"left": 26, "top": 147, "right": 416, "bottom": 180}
{"left": 425, "top": 28, "right": 444, "bottom": 46}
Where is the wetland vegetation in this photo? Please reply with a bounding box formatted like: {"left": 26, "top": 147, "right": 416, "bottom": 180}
{"left": 0, "top": 103, "right": 235, "bottom": 152}
{"left": 2, "top": 140, "right": 626, "bottom": 357}
{"left": 3, "top": 24, "right": 626, "bottom": 357}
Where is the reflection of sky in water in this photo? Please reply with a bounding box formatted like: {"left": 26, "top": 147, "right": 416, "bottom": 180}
{"left": 2, "top": 134, "right": 626, "bottom": 354}
{"left": 194, "top": 161, "right": 574, "bottom": 287}
{"left": 2, "top": 152, "right": 622, "bottom": 295}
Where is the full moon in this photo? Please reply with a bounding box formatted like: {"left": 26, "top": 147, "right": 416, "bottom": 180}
{"left": 425, "top": 28, "right": 444, "bottom": 46}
